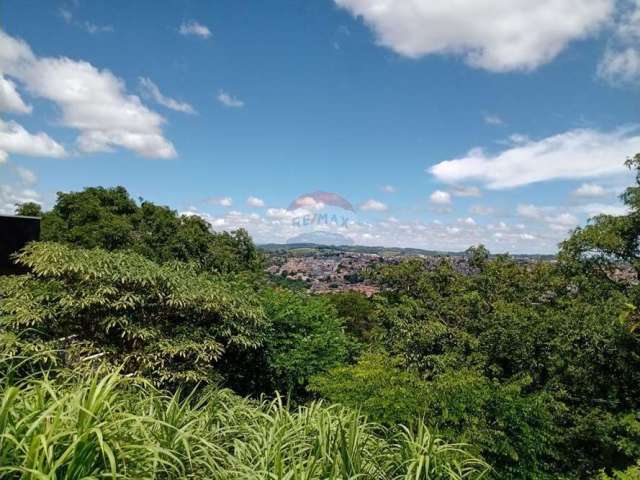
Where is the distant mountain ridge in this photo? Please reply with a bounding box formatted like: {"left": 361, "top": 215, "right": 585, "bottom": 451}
{"left": 258, "top": 243, "right": 556, "bottom": 260}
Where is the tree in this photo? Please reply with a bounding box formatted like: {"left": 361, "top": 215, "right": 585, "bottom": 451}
{"left": 560, "top": 153, "right": 640, "bottom": 283}
{"left": 219, "top": 288, "right": 351, "bottom": 399}
{"left": 0, "top": 242, "right": 265, "bottom": 386}
{"left": 364, "top": 238, "right": 640, "bottom": 477}
{"left": 39, "top": 186, "right": 264, "bottom": 274}
{"left": 325, "top": 290, "right": 378, "bottom": 341}
{"left": 14, "top": 202, "right": 42, "bottom": 217}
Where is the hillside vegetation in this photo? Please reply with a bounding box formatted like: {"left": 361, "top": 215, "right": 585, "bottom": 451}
{"left": 2, "top": 154, "right": 640, "bottom": 479}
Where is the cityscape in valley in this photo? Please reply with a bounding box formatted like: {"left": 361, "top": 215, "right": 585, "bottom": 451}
{"left": 262, "top": 243, "right": 555, "bottom": 295}
{"left": 2, "top": 2, "right": 640, "bottom": 479}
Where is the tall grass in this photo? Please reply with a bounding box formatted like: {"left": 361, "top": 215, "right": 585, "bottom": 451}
{"left": 0, "top": 365, "right": 489, "bottom": 479}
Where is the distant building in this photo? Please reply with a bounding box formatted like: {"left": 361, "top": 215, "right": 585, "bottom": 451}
{"left": 0, "top": 215, "right": 40, "bottom": 275}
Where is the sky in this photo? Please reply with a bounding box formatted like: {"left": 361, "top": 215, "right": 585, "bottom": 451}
{"left": 1, "top": 0, "right": 639, "bottom": 253}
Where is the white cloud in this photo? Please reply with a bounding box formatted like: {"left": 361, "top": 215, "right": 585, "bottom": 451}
{"left": 577, "top": 202, "right": 629, "bottom": 216}
{"left": 450, "top": 185, "right": 481, "bottom": 197}
{"left": 179, "top": 21, "right": 211, "bottom": 39}
{"left": 430, "top": 127, "right": 640, "bottom": 189}
{"left": 0, "top": 184, "right": 41, "bottom": 215}
{"left": 58, "top": 7, "right": 113, "bottom": 34}
{"left": 0, "top": 119, "right": 66, "bottom": 159}
{"left": 546, "top": 212, "right": 579, "bottom": 228}
{"left": 429, "top": 190, "right": 451, "bottom": 205}
{"left": 360, "top": 199, "right": 388, "bottom": 211}
{"left": 15, "top": 166, "right": 36, "bottom": 185}
{"left": 59, "top": 8, "right": 73, "bottom": 24}
{"left": 206, "top": 196, "right": 232, "bottom": 207}
{"left": 291, "top": 196, "right": 325, "bottom": 210}
{"left": 484, "top": 114, "right": 503, "bottom": 125}
{"left": 382, "top": 184, "right": 396, "bottom": 193}
{"left": 266, "top": 208, "right": 297, "bottom": 220}
{"left": 598, "top": 2, "right": 640, "bottom": 85}
{"left": 139, "top": 77, "right": 196, "bottom": 114}
{"left": 573, "top": 182, "right": 607, "bottom": 198}
{"left": 518, "top": 203, "right": 579, "bottom": 231}
{"left": 82, "top": 22, "right": 113, "bottom": 34}
{"left": 0, "top": 74, "right": 31, "bottom": 113}
{"left": 599, "top": 47, "right": 640, "bottom": 84}
{"left": 217, "top": 90, "right": 244, "bottom": 108}
{"left": 0, "top": 30, "right": 176, "bottom": 159}
{"left": 183, "top": 202, "right": 575, "bottom": 254}
{"left": 470, "top": 204, "right": 494, "bottom": 215}
{"left": 247, "top": 196, "right": 265, "bottom": 208}
{"left": 517, "top": 203, "right": 550, "bottom": 220}
{"left": 334, "top": 0, "right": 613, "bottom": 71}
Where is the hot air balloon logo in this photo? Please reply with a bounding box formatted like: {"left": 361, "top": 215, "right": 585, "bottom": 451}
{"left": 288, "top": 191, "right": 355, "bottom": 212}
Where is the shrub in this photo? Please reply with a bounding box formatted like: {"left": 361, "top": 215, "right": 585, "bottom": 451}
{"left": 0, "top": 242, "right": 265, "bottom": 386}
{"left": 0, "top": 362, "right": 490, "bottom": 479}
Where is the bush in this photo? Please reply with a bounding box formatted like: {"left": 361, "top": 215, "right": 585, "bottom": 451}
{"left": 0, "top": 242, "right": 265, "bottom": 386}
{"left": 0, "top": 362, "right": 490, "bottom": 479}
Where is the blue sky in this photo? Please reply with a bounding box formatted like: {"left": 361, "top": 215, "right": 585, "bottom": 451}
{"left": 1, "top": 0, "right": 639, "bottom": 252}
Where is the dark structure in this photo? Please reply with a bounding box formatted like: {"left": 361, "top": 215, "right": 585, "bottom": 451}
{"left": 0, "top": 215, "right": 40, "bottom": 275}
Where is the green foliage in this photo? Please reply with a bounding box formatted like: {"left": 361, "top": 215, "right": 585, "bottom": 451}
{"left": 311, "top": 354, "right": 560, "bottom": 479}
{"left": 309, "top": 352, "right": 429, "bottom": 425}
{"left": 0, "top": 242, "right": 265, "bottom": 386}
{"left": 221, "top": 288, "right": 351, "bottom": 398}
{"left": 559, "top": 153, "right": 640, "bottom": 294}
{"left": 326, "top": 290, "right": 379, "bottom": 341}
{"left": 0, "top": 363, "right": 490, "bottom": 479}
{"left": 40, "top": 186, "right": 264, "bottom": 274}
{"left": 421, "top": 370, "right": 561, "bottom": 480}
{"left": 13, "top": 201, "right": 42, "bottom": 217}
{"left": 599, "top": 462, "right": 640, "bottom": 480}
{"left": 260, "top": 289, "right": 350, "bottom": 395}
{"left": 362, "top": 244, "right": 640, "bottom": 477}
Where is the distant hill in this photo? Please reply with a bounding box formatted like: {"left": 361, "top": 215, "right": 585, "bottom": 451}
{"left": 286, "top": 231, "right": 354, "bottom": 246}
{"left": 258, "top": 243, "right": 556, "bottom": 260}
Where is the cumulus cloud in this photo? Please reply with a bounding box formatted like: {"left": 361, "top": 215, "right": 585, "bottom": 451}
{"left": 517, "top": 204, "right": 552, "bottom": 220}
{"left": 182, "top": 202, "right": 570, "bottom": 254}
{"left": 429, "top": 190, "right": 451, "bottom": 205}
{"left": 205, "top": 196, "right": 232, "bottom": 207}
{"left": 139, "top": 77, "right": 196, "bottom": 114}
{"left": 381, "top": 184, "right": 396, "bottom": 193}
{"left": 0, "top": 74, "right": 31, "bottom": 113}
{"left": 15, "top": 166, "right": 37, "bottom": 185}
{"left": 334, "top": 0, "right": 613, "bottom": 71}
{"left": 246, "top": 196, "right": 265, "bottom": 208}
{"left": 217, "top": 90, "right": 244, "bottom": 108}
{"left": 470, "top": 204, "right": 494, "bottom": 215}
{"left": 517, "top": 203, "right": 579, "bottom": 231}
{"left": 458, "top": 216, "right": 476, "bottom": 225}
{"left": 290, "top": 196, "right": 326, "bottom": 210}
{"left": 577, "top": 202, "right": 629, "bottom": 216}
{"left": 0, "top": 30, "right": 176, "bottom": 159}
{"left": 573, "top": 182, "right": 608, "bottom": 198}
{"left": 360, "top": 199, "right": 388, "bottom": 211}
{"left": 179, "top": 21, "right": 211, "bottom": 39}
{"left": 598, "top": 2, "right": 640, "bottom": 85}
{"left": 0, "top": 184, "right": 41, "bottom": 215}
{"left": 450, "top": 185, "right": 481, "bottom": 197}
{"left": 429, "top": 127, "right": 640, "bottom": 189}
{"left": 0, "top": 119, "right": 66, "bottom": 159}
